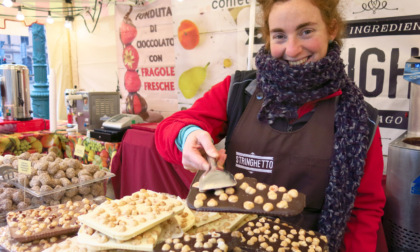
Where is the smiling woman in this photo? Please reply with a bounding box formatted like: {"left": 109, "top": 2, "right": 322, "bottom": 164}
{"left": 155, "top": 0, "right": 386, "bottom": 251}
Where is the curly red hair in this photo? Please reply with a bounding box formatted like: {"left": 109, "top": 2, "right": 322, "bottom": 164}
{"left": 256, "top": 0, "right": 345, "bottom": 50}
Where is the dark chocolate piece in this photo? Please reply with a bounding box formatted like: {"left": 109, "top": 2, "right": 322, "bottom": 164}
{"left": 187, "top": 172, "right": 306, "bottom": 217}
{"left": 6, "top": 199, "right": 96, "bottom": 243}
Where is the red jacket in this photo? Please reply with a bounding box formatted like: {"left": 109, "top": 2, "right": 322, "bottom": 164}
{"left": 155, "top": 75, "right": 386, "bottom": 251}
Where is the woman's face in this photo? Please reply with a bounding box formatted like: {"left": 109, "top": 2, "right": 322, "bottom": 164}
{"left": 269, "top": 0, "right": 337, "bottom": 66}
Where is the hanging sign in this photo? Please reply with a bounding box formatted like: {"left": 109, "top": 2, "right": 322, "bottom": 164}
{"left": 115, "top": 0, "right": 177, "bottom": 119}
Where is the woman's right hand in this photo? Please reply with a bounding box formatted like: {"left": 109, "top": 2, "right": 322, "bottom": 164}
{"left": 182, "top": 129, "right": 226, "bottom": 172}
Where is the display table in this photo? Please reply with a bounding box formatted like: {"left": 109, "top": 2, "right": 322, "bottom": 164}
{"left": 111, "top": 123, "right": 195, "bottom": 199}
{"left": 0, "top": 131, "right": 119, "bottom": 170}
{"left": 63, "top": 134, "right": 119, "bottom": 170}
{"left": 0, "top": 118, "right": 49, "bottom": 134}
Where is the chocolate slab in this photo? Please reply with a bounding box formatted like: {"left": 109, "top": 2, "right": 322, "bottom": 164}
{"left": 186, "top": 172, "right": 306, "bottom": 217}
{"left": 6, "top": 199, "right": 97, "bottom": 243}
{"left": 236, "top": 216, "right": 329, "bottom": 251}
{"left": 154, "top": 216, "right": 328, "bottom": 252}
{"left": 153, "top": 231, "right": 242, "bottom": 252}
{"left": 0, "top": 226, "right": 71, "bottom": 252}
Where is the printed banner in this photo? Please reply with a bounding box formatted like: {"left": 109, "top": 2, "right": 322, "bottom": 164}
{"left": 171, "top": 0, "right": 258, "bottom": 109}
{"left": 115, "top": 0, "right": 177, "bottom": 120}
{"left": 340, "top": 0, "right": 420, "bottom": 155}
{"left": 115, "top": 0, "right": 419, "bottom": 155}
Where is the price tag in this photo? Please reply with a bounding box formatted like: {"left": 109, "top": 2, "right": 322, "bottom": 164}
{"left": 74, "top": 144, "right": 86, "bottom": 157}
{"left": 18, "top": 159, "right": 32, "bottom": 175}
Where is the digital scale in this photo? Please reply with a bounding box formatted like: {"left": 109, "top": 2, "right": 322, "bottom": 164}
{"left": 90, "top": 114, "right": 143, "bottom": 142}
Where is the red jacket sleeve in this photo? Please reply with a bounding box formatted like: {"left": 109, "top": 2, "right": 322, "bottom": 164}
{"left": 342, "top": 127, "right": 386, "bottom": 251}
{"left": 155, "top": 75, "right": 231, "bottom": 166}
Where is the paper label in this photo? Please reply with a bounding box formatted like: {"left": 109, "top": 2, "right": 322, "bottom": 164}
{"left": 18, "top": 159, "right": 32, "bottom": 175}
{"left": 74, "top": 144, "right": 86, "bottom": 157}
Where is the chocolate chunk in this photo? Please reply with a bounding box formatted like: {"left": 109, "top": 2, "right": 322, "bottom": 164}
{"left": 187, "top": 172, "right": 306, "bottom": 217}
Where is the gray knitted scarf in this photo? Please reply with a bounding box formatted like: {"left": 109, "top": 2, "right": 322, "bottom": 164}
{"left": 255, "top": 43, "right": 370, "bottom": 251}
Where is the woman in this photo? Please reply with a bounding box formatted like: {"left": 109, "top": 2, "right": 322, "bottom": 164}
{"left": 155, "top": 0, "right": 386, "bottom": 250}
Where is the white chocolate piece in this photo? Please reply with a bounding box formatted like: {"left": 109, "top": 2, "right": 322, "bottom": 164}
{"left": 77, "top": 189, "right": 184, "bottom": 241}
{"left": 187, "top": 212, "right": 248, "bottom": 235}
{"left": 174, "top": 205, "right": 196, "bottom": 232}
{"left": 77, "top": 223, "right": 161, "bottom": 251}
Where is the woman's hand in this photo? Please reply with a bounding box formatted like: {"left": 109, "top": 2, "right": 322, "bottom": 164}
{"left": 182, "top": 130, "right": 227, "bottom": 172}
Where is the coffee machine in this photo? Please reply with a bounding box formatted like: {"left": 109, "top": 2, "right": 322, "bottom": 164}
{"left": 0, "top": 64, "right": 32, "bottom": 121}
{"left": 64, "top": 87, "right": 83, "bottom": 129}
{"left": 64, "top": 89, "right": 120, "bottom": 134}
{"left": 384, "top": 56, "right": 420, "bottom": 251}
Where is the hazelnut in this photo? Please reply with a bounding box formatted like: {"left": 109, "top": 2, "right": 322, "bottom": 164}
{"left": 243, "top": 201, "right": 255, "bottom": 210}
{"left": 207, "top": 198, "right": 218, "bottom": 207}
{"left": 234, "top": 173, "right": 244, "bottom": 180}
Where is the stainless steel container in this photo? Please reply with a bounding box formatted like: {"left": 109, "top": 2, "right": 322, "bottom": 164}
{"left": 384, "top": 134, "right": 420, "bottom": 251}
{"left": 405, "top": 56, "right": 420, "bottom": 137}
{"left": 384, "top": 56, "right": 420, "bottom": 251}
{"left": 0, "top": 64, "right": 32, "bottom": 121}
{"left": 407, "top": 81, "right": 420, "bottom": 136}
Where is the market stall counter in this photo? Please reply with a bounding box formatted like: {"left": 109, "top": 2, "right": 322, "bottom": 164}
{"left": 111, "top": 123, "right": 195, "bottom": 199}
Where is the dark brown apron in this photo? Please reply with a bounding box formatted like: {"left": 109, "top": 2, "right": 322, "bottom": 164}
{"left": 225, "top": 90, "right": 335, "bottom": 229}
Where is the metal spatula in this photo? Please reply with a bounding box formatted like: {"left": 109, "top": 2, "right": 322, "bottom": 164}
{"left": 198, "top": 156, "right": 237, "bottom": 192}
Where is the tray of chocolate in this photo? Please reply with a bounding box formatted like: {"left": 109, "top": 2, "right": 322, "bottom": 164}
{"left": 77, "top": 223, "right": 162, "bottom": 251}
{"left": 77, "top": 215, "right": 187, "bottom": 251}
{"left": 187, "top": 172, "right": 306, "bottom": 217}
{"left": 153, "top": 231, "right": 243, "bottom": 252}
{"left": 0, "top": 181, "right": 39, "bottom": 226}
{"left": 0, "top": 225, "right": 72, "bottom": 252}
{"left": 154, "top": 216, "right": 328, "bottom": 252}
{"left": 6, "top": 198, "right": 98, "bottom": 243}
{"left": 235, "top": 216, "right": 328, "bottom": 251}
{"left": 43, "top": 236, "right": 112, "bottom": 252}
{"left": 77, "top": 189, "right": 185, "bottom": 241}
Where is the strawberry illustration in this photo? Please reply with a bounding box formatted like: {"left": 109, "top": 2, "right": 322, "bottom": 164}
{"left": 120, "top": 6, "right": 137, "bottom": 45}
{"left": 123, "top": 44, "right": 139, "bottom": 71}
{"left": 124, "top": 70, "right": 141, "bottom": 93}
